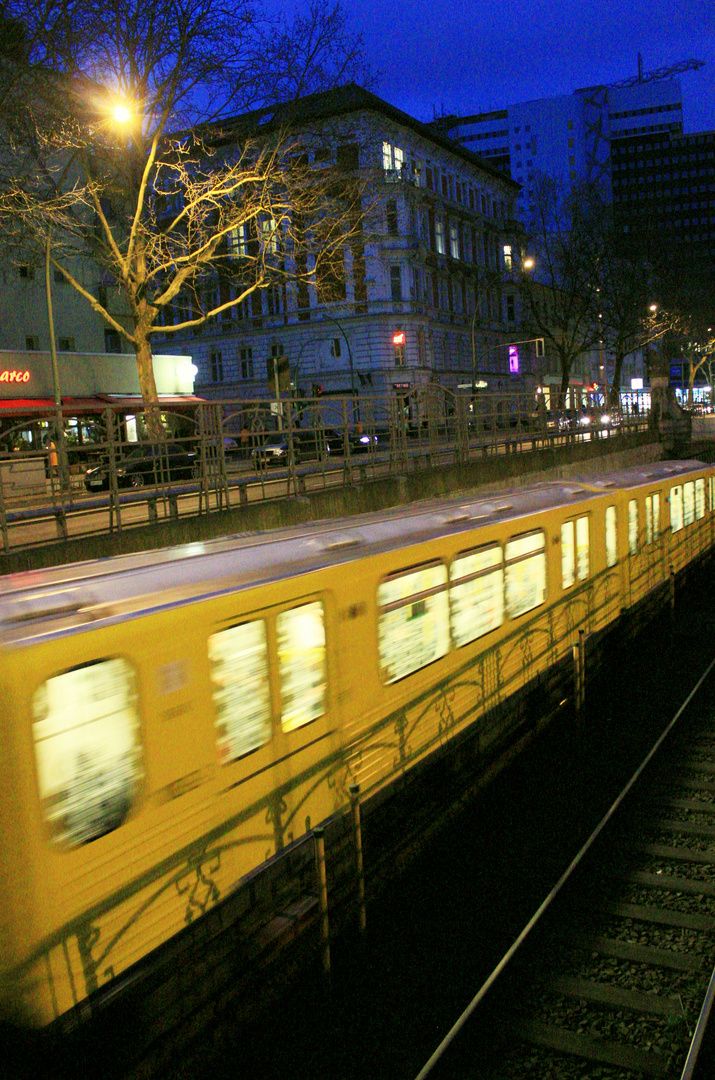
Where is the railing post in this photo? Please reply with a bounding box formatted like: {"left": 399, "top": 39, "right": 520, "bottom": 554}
{"left": 349, "top": 784, "right": 366, "bottom": 934}
{"left": 573, "top": 628, "right": 585, "bottom": 715}
{"left": 313, "top": 826, "right": 331, "bottom": 978}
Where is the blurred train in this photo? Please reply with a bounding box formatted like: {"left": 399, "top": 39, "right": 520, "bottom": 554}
{"left": 1, "top": 458, "right": 714, "bottom": 1029}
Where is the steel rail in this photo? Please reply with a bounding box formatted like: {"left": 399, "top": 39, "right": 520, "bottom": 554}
{"left": 413, "top": 653, "right": 715, "bottom": 1080}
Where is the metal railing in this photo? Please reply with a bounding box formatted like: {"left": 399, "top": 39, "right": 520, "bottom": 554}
{"left": 0, "top": 390, "right": 648, "bottom": 555}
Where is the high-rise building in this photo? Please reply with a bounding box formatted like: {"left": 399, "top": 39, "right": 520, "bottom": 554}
{"left": 435, "top": 59, "right": 704, "bottom": 218}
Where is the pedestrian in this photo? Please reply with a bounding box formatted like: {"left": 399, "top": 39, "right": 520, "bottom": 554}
{"left": 47, "top": 438, "right": 59, "bottom": 479}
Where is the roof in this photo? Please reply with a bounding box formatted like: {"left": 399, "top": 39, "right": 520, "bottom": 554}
{"left": 206, "top": 83, "right": 520, "bottom": 190}
{"left": 0, "top": 458, "right": 706, "bottom": 645}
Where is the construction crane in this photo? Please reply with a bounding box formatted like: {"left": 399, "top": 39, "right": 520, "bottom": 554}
{"left": 610, "top": 55, "right": 705, "bottom": 89}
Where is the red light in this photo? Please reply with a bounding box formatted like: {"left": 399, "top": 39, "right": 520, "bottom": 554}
{"left": 392, "top": 331, "right": 405, "bottom": 346}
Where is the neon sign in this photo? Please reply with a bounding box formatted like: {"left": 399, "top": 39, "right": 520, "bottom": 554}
{"left": 0, "top": 369, "right": 31, "bottom": 383}
{"left": 509, "top": 346, "right": 519, "bottom": 374}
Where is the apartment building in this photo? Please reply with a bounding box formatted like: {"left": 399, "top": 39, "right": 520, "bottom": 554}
{"left": 155, "top": 85, "right": 534, "bottom": 410}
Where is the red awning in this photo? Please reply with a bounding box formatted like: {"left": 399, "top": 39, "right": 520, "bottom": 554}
{"left": 0, "top": 395, "right": 205, "bottom": 414}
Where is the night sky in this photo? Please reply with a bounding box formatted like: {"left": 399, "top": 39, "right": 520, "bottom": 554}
{"left": 340, "top": 0, "right": 715, "bottom": 133}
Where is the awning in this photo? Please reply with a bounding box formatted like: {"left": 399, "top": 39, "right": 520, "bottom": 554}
{"left": 0, "top": 395, "right": 206, "bottom": 414}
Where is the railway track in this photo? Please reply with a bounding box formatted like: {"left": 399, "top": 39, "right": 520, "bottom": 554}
{"left": 416, "top": 659, "right": 715, "bottom": 1080}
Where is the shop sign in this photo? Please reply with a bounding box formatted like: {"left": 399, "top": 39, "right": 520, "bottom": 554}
{"left": 0, "top": 369, "right": 31, "bottom": 383}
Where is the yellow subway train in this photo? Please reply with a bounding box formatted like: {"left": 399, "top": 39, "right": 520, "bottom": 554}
{"left": 1, "top": 458, "right": 713, "bottom": 1029}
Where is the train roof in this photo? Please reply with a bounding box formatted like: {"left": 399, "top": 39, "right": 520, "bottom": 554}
{"left": 0, "top": 459, "right": 707, "bottom": 643}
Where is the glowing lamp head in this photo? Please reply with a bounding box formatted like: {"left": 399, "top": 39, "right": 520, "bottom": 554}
{"left": 392, "top": 331, "right": 405, "bottom": 346}
{"left": 113, "top": 103, "right": 132, "bottom": 125}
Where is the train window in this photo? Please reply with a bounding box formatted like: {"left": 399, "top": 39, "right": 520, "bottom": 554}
{"left": 606, "top": 505, "right": 618, "bottom": 567}
{"left": 277, "top": 602, "right": 327, "bottom": 731}
{"left": 378, "top": 563, "right": 450, "bottom": 683}
{"left": 696, "top": 478, "right": 706, "bottom": 519}
{"left": 504, "top": 531, "right": 546, "bottom": 619}
{"left": 645, "top": 494, "right": 660, "bottom": 544}
{"left": 709, "top": 476, "right": 715, "bottom": 513}
{"left": 31, "top": 658, "right": 142, "bottom": 848}
{"left": 628, "top": 500, "right": 638, "bottom": 555}
{"left": 671, "top": 486, "right": 683, "bottom": 532}
{"left": 450, "top": 544, "right": 504, "bottom": 647}
{"left": 684, "top": 481, "right": 695, "bottom": 527}
{"left": 561, "top": 516, "right": 589, "bottom": 588}
{"left": 209, "top": 620, "right": 271, "bottom": 763}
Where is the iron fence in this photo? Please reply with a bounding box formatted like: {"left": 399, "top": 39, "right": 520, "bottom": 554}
{"left": 0, "top": 389, "right": 647, "bottom": 555}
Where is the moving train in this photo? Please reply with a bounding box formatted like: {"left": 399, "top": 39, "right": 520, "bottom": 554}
{"left": 1, "top": 458, "right": 713, "bottom": 1030}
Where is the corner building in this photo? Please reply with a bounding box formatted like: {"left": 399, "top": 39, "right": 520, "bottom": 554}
{"left": 156, "top": 85, "right": 527, "bottom": 409}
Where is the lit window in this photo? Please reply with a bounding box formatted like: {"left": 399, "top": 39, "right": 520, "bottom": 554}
{"left": 32, "top": 659, "right": 143, "bottom": 847}
{"left": 683, "top": 481, "right": 695, "bottom": 526}
{"left": 277, "top": 603, "right": 327, "bottom": 731}
{"left": 450, "top": 545, "right": 504, "bottom": 646}
{"left": 503, "top": 244, "right": 513, "bottom": 270}
{"left": 449, "top": 224, "right": 459, "bottom": 259}
{"left": 209, "top": 621, "right": 271, "bottom": 763}
{"left": 628, "top": 499, "right": 638, "bottom": 554}
{"left": 505, "top": 531, "right": 546, "bottom": 618}
{"left": 696, "top": 478, "right": 706, "bottom": 519}
{"left": 561, "top": 516, "right": 590, "bottom": 588}
{"left": 435, "top": 220, "right": 446, "bottom": 255}
{"left": 378, "top": 563, "right": 450, "bottom": 683}
{"left": 606, "top": 505, "right": 618, "bottom": 567}
{"left": 645, "top": 493, "right": 660, "bottom": 543}
{"left": 227, "top": 223, "right": 248, "bottom": 258}
{"left": 671, "top": 485, "right": 683, "bottom": 532}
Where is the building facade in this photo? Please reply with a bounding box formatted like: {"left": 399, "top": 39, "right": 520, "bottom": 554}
{"left": 154, "top": 86, "right": 537, "bottom": 413}
{"left": 435, "top": 64, "right": 699, "bottom": 219}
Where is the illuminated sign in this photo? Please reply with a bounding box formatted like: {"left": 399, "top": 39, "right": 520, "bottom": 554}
{"left": 0, "top": 369, "right": 31, "bottom": 383}
{"left": 509, "top": 346, "right": 519, "bottom": 374}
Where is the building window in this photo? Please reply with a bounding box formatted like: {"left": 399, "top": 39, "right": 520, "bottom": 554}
{"left": 58, "top": 337, "right": 75, "bottom": 352}
{"left": 330, "top": 337, "right": 342, "bottom": 358}
{"left": 435, "top": 219, "right": 446, "bottom": 255}
{"left": 503, "top": 244, "right": 513, "bottom": 271}
{"left": 240, "top": 346, "right": 253, "bottom": 379}
{"left": 383, "top": 141, "right": 403, "bottom": 179}
{"left": 104, "top": 328, "right": 121, "bottom": 353}
{"left": 386, "top": 200, "right": 399, "bottom": 236}
{"left": 506, "top": 295, "right": 515, "bottom": 322}
{"left": 19, "top": 264, "right": 35, "bottom": 280}
{"left": 210, "top": 350, "right": 224, "bottom": 383}
{"left": 390, "top": 265, "right": 402, "bottom": 302}
{"left": 449, "top": 223, "right": 459, "bottom": 259}
{"left": 227, "top": 223, "right": 248, "bottom": 258}
{"left": 25, "top": 335, "right": 39, "bottom": 351}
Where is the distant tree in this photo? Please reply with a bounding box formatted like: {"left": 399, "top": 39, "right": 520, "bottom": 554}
{"left": 591, "top": 216, "right": 677, "bottom": 405}
{"left": 0, "top": 0, "right": 373, "bottom": 436}
{"left": 519, "top": 175, "right": 603, "bottom": 405}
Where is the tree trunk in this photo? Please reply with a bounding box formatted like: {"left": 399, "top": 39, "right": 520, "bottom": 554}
{"left": 134, "top": 334, "right": 164, "bottom": 441}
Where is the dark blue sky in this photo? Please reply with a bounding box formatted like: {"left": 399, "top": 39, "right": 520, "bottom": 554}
{"left": 342, "top": 0, "right": 715, "bottom": 132}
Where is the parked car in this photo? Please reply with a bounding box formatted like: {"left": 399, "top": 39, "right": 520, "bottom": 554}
{"left": 84, "top": 443, "right": 199, "bottom": 491}
{"left": 251, "top": 430, "right": 332, "bottom": 468}
{"left": 324, "top": 428, "right": 383, "bottom": 454}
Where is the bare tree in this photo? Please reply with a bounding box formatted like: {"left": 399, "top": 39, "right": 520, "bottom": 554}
{"left": 519, "top": 175, "right": 603, "bottom": 405}
{"left": 0, "top": 0, "right": 373, "bottom": 436}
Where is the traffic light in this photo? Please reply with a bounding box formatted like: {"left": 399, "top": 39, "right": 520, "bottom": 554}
{"left": 535, "top": 338, "right": 545, "bottom": 358}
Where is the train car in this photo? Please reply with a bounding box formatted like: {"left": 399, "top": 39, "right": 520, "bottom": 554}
{"left": 1, "top": 459, "right": 713, "bottom": 1030}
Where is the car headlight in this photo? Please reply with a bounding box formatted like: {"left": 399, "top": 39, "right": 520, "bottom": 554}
{"left": 601, "top": 414, "right": 610, "bottom": 425}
